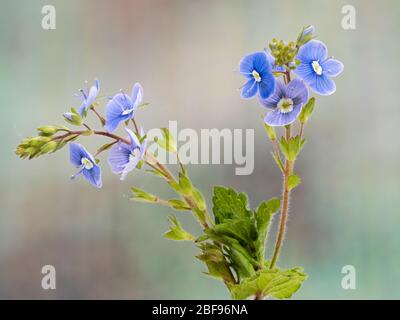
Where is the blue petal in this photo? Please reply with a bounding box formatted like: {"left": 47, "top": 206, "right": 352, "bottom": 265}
{"left": 77, "top": 102, "right": 87, "bottom": 116}
{"left": 264, "top": 103, "right": 302, "bottom": 127}
{"left": 259, "top": 80, "right": 286, "bottom": 109}
{"left": 252, "top": 52, "right": 271, "bottom": 74}
{"left": 131, "top": 83, "right": 143, "bottom": 109}
{"left": 297, "top": 40, "right": 328, "bottom": 63}
{"left": 108, "top": 142, "right": 131, "bottom": 174}
{"left": 241, "top": 79, "right": 258, "bottom": 99}
{"left": 258, "top": 72, "right": 276, "bottom": 100}
{"left": 83, "top": 165, "right": 102, "bottom": 188}
{"left": 239, "top": 52, "right": 257, "bottom": 76}
{"left": 69, "top": 143, "right": 84, "bottom": 166}
{"left": 111, "top": 93, "right": 133, "bottom": 111}
{"left": 310, "top": 74, "right": 336, "bottom": 96}
{"left": 105, "top": 95, "right": 133, "bottom": 132}
{"left": 85, "top": 83, "right": 99, "bottom": 109}
{"left": 285, "top": 79, "right": 308, "bottom": 105}
{"left": 239, "top": 51, "right": 270, "bottom": 76}
{"left": 120, "top": 155, "right": 141, "bottom": 180}
{"left": 293, "top": 62, "right": 316, "bottom": 83}
{"left": 321, "top": 59, "right": 344, "bottom": 77}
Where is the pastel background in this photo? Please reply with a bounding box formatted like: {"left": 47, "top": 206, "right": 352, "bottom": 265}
{"left": 1, "top": 0, "right": 399, "bottom": 299}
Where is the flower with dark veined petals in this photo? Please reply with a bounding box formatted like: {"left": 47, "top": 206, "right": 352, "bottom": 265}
{"left": 108, "top": 128, "right": 147, "bottom": 180}
{"left": 239, "top": 52, "right": 275, "bottom": 100}
{"left": 105, "top": 83, "right": 143, "bottom": 132}
{"left": 76, "top": 79, "right": 100, "bottom": 116}
{"left": 260, "top": 79, "right": 308, "bottom": 126}
{"left": 294, "top": 40, "right": 343, "bottom": 96}
{"left": 70, "top": 143, "right": 102, "bottom": 188}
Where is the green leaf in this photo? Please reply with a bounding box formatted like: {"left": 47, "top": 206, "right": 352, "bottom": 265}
{"left": 288, "top": 174, "right": 301, "bottom": 191}
{"left": 178, "top": 172, "right": 193, "bottom": 196}
{"left": 231, "top": 267, "right": 307, "bottom": 300}
{"left": 212, "top": 186, "right": 251, "bottom": 224}
{"left": 96, "top": 141, "right": 116, "bottom": 155}
{"left": 213, "top": 218, "right": 257, "bottom": 246}
{"left": 167, "top": 199, "right": 191, "bottom": 211}
{"left": 146, "top": 168, "right": 166, "bottom": 179}
{"left": 279, "top": 135, "right": 306, "bottom": 161}
{"left": 298, "top": 97, "right": 315, "bottom": 124}
{"left": 130, "top": 187, "right": 158, "bottom": 203}
{"left": 196, "top": 243, "right": 235, "bottom": 283}
{"left": 155, "top": 128, "right": 177, "bottom": 153}
{"left": 163, "top": 215, "right": 195, "bottom": 241}
{"left": 192, "top": 188, "right": 207, "bottom": 211}
{"left": 255, "top": 198, "right": 280, "bottom": 263}
{"left": 263, "top": 123, "right": 276, "bottom": 141}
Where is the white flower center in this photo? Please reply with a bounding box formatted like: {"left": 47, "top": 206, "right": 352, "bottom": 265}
{"left": 312, "top": 60, "right": 323, "bottom": 75}
{"left": 81, "top": 157, "right": 93, "bottom": 170}
{"left": 252, "top": 70, "right": 261, "bottom": 82}
{"left": 121, "top": 108, "right": 134, "bottom": 115}
{"left": 277, "top": 98, "right": 294, "bottom": 113}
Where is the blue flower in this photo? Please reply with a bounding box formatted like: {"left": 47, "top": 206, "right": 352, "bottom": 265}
{"left": 108, "top": 128, "right": 147, "bottom": 180}
{"left": 76, "top": 79, "right": 100, "bottom": 116}
{"left": 260, "top": 79, "right": 308, "bottom": 126}
{"left": 105, "top": 83, "right": 143, "bottom": 132}
{"left": 294, "top": 40, "right": 344, "bottom": 96}
{"left": 239, "top": 52, "right": 275, "bottom": 100}
{"left": 70, "top": 143, "right": 102, "bottom": 188}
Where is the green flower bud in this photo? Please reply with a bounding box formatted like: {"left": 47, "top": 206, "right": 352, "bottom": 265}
{"left": 37, "top": 125, "right": 59, "bottom": 136}
{"left": 40, "top": 141, "right": 58, "bottom": 154}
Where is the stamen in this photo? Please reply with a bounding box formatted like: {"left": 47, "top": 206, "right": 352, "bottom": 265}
{"left": 81, "top": 157, "right": 94, "bottom": 170}
{"left": 277, "top": 98, "right": 294, "bottom": 113}
{"left": 79, "top": 89, "right": 88, "bottom": 100}
{"left": 312, "top": 61, "right": 323, "bottom": 75}
{"left": 252, "top": 70, "right": 262, "bottom": 82}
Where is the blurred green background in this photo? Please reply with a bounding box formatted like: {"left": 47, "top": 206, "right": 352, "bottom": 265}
{"left": 1, "top": 0, "right": 399, "bottom": 299}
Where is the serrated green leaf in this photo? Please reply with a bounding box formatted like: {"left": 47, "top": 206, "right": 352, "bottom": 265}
{"left": 231, "top": 267, "right": 307, "bottom": 300}
{"left": 255, "top": 198, "right": 280, "bottom": 263}
{"left": 212, "top": 186, "right": 251, "bottom": 224}
{"left": 288, "top": 174, "right": 301, "bottom": 191}
{"left": 163, "top": 215, "right": 195, "bottom": 241}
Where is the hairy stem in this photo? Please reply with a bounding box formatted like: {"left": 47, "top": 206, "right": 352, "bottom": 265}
{"left": 269, "top": 125, "right": 293, "bottom": 269}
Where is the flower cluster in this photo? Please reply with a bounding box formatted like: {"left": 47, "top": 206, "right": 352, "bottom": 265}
{"left": 240, "top": 26, "right": 343, "bottom": 126}
{"left": 17, "top": 80, "right": 148, "bottom": 188}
